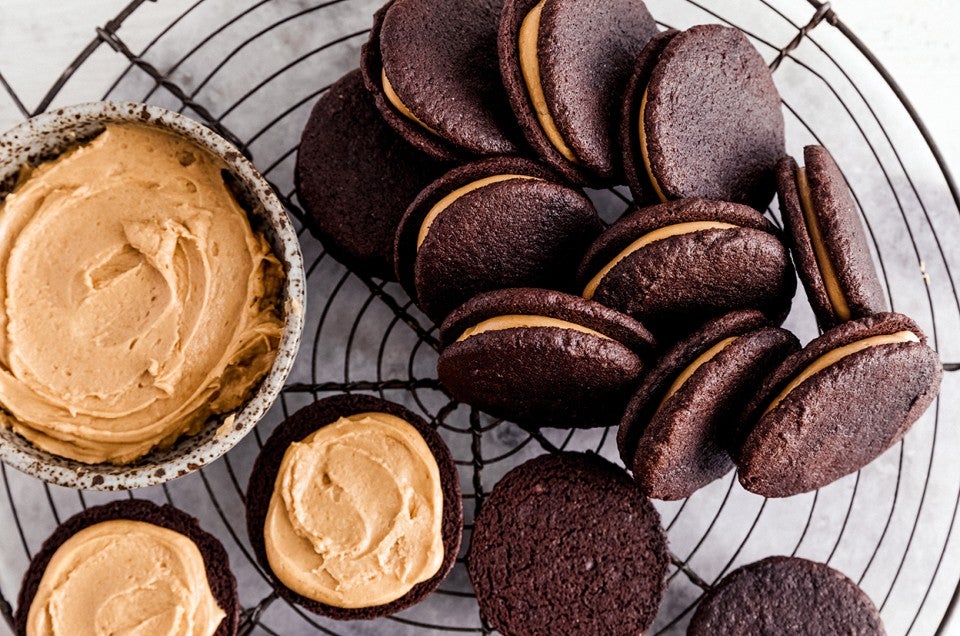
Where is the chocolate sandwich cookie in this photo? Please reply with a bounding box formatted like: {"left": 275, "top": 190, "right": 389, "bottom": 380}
{"left": 468, "top": 452, "right": 669, "bottom": 636}
{"left": 438, "top": 288, "right": 657, "bottom": 429}
{"left": 738, "top": 312, "right": 942, "bottom": 498}
{"left": 16, "top": 499, "right": 239, "bottom": 636}
{"left": 618, "top": 311, "right": 799, "bottom": 500}
{"left": 776, "top": 145, "right": 887, "bottom": 329}
{"left": 621, "top": 25, "right": 785, "bottom": 210}
{"left": 245, "top": 395, "right": 462, "bottom": 619}
{"left": 688, "top": 556, "right": 885, "bottom": 635}
{"left": 395, "top": 157, "right": 603, "bottom": 322}
{"left": 577, "top": 198, "right": 796, "bottom": 338}
{"left": 295, "top": 69, "right": 447, "bottom": 280}
{"left": 498, "top": 0, "right": 658, "bottom": 184}
{"left": 362, "top": 0, "right": 522, "bottom": 160}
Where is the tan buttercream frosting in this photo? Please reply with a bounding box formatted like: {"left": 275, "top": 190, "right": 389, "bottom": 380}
{"left": 264, "top": 412, "right": 444, "bottom": 608}
{"left": 417, "top": 175, "right": 539, "bottom": 249}
{"left": 0, "top": 123, "right": 284, "bottom": 464}
{"left": 519, "top": 0, "right": 579, "bottom": 163}
{"left": 796, "top": 167, "right": 852, "bottom": 320}
{"left": 638, "top": 88, "right": 668, "bottom": 202}
{"left": 381, "top": 69, "right": 440, "bottom": 136}
{"left": 583, "top": 221, "right": 739, "bottom": 299}
{"left": 764, "top": 330, "right": 920, "bottom": 414}
{"left": 456, "top": 315, "right": 610, "bottom": 343}
{"left": 658, "top": 336, "right": 738, "bottom": 410}
{"left": 26, "top": 519, "right": 226, "bottom": 636}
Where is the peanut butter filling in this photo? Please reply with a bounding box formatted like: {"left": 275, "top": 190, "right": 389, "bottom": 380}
{"left": 0, "top": 124, "right": 284, "bottom": 464}
{"left": 264, "top": 412, "right": 444, "bottom": 608}
{"left": 456, "top": 315, "right": 610, "bottom": 342}
{"left": 519, "top": 0, "right": 579, "bottom": 163}
{"left": 381, "top": 69, "right": 440, "bottom": 136}
{"left": 763, "top": 330, "right": 920, "bottom": 415}
{"left": 417, "top": 175, "right": 539, "bottom": 249}
{"left": 637, "top": 88, "right": 668, "bottom": 202}
{"left": 26, "top": 519, "right": 225, "bottom": 636}
{"left": 796, "top": 167, "right": 852, "bottom": 320}
{"left": 582, "top": 221, "right": 739, "bottom": 299}
{"left": 657, "top": 337, "right": 738, "bottom": 410}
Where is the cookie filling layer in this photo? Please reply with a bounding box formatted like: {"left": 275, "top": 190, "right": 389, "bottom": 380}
{"left": 456, "top": 315, "right": 610, "bottom": 342}
{"left": 638, "top": 89, "right": 668, "bottom": 202}
{"left": 0, "top": 124, "right": 284, "bottom": 464}
{"left": 264, "top": 412, "right": 444, "bottom": 608}
{"left": 658, "top": 337, "right": 739, "bottom": 410}
{"left": 417, "top": 175, "right": 540, "bottom": 249}
{"left": 519, "top": 0, "right": 579, "bottom": 163}
{"left": 27, "top": 519, "right": 225, "bottom": 636}
{"left": 764, "top": 330, "right": 920, "bottom": 414}
{"left": 796, "top": 167, "right": 852, "bottom": 320}
{"left": 381, "top": 69, "right": 440, "bottom": 136}
{"left": 583, "top": 221, "right": 739, "bottom": 299}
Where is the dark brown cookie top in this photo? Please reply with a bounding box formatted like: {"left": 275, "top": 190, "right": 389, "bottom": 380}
{"left": 245, "top": 395, "right": 462, "bottom": 620}
{"left": 641, "top": 24, "right": 785, "bottom": 210}
{"left": 16, "top": 499, "right": 239, "bottom": 636}
{"left": 618, "top": 311, "right": 799, "bottom": 500}
{"left": 294, "top": 69, "right": 448, "bottom": 280}
{"left": 468, "top": 452, "right": 669, "bottom": 636}
{"left": 688, "top": 556, "right": 886, "bottom": 635}
{"left": 737, "top": 312, "right": 943, "bottom": 498}
{"left": 439, "top": 287, "right": 657, "bottom": 353}
{"left": 620, "top": 30, "right": 679, "bottom": 204}
{"left": 395, "top": 157, "right": 602, "bottom": 322}
{"left": 498, "top": 0, "right": 658, "bottom": 184}
{"left": 362, "top": 0, "right": 523, "bottom": 159}
{"left": 776, "top": 146, "right": 887, "bottom": 329}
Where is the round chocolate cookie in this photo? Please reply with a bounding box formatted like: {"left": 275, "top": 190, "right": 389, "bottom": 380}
{"left": 577, "top": 198, "right": 796, "bottom": 338}
{"left": 245, "top": 394, "right": 462, "bottom": 619}
{"left": 395, "top": 157, "right": 603, "bottom": 323}
{"left": 438, "top": 288, "right": 657, "bottom": 429}
{"left": 498, "top": 0, "right": 658, "bottom": 185}
{"left": 776, "top": 145, "right": 887, "bottom": 330}
{"left": 688, "top": 556, "right": 885, "bottom": 635}
{"left": 16, "top": 499, "right": 239, "bottom": 636}
{"left": 362, "top": 0, "right": 523, "bottom": 160}
{"left": 295, "top": 69, "right": 448, "bottom": 280}
{"left": 618, "top": 311, "right": 799, "bottom": 500}
{"left": 468, "top": 452, "right": 669, "bottom": 636}
{"left": 622, "top": 24, "right": 785, "bottom": 210}
{"left": 737, "top": 312, "right": 942, "bottom": 498}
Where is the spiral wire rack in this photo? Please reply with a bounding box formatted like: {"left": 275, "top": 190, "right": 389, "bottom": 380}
{"left": 1, "top": 0, "right": 959, "bottom": 634}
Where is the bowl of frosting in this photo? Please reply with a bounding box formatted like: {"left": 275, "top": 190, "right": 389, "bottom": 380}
{"left": 0, "top": 101, "right": 305, "bottom": 489}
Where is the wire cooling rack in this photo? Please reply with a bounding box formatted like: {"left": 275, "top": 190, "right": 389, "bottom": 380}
{"left": 1, "top": 0, "right": 959, "bottom": 634}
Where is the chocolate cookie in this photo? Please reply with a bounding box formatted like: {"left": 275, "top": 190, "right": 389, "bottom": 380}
{"left": 738, "top": 312, "right": 942, "bottom": 498}
{"left": 577, "top": 198, "right": 796, "bottom": 338}
{"left": 618, "top": 311, "right": 799, "bottom": 500}
{"left": 499, "top": 0, "right": 658, "bottom": 184}
{"left": 16, "top": 499, "right": 239, "bottom": 636}
{"left": 688, "top": 556, "right": 885, "bottom": 635}
{"left": 468, "top": 452, "right": 669, "bottom": 636}
{"left": 245, "top": 394, "right": 462, "bottom": 619}
{"left": 295, "top": 69, "right": 447, "bottom": 280}
{"left": 395, "top": 157, "right": 603, "bottom": 322}
{"left": 776, "top": 145, "right": 887, "bottom": 329}
{"left": 362, "top": 0, "right": 523, "bottom": 160}
{"left": 438, "top": 288, "right": 657, "bottom": 429}
{"left": 622, "top": 25, "right": 785, "bottom": 210}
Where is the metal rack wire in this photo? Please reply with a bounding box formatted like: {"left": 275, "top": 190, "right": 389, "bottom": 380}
{"left": 1, "top": 0, "right": 959, "bottom": 634}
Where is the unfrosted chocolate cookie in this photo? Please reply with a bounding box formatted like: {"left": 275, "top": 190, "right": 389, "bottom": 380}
{"left": 776, "top": 145, "right": 887, "bottom": 329}
{"left": 468, "top": 452, "right": 669, "bottom": 636}
{"left": 688, "top": 556, "right": 885, "bottom": 635}
{"left": 738, "top": 312, "right": 942, "bottom": 498}
{"left": 618, "top": 311, "right": 799, "bottom": 500}
{"left": 395, "top": 157, "right": 603, "bottom": 322}
{"left": 295, "top": 69, "right": 447, "bottom": 280}
{"left": 438, "top": 288, "right": 657, "bottom": 429}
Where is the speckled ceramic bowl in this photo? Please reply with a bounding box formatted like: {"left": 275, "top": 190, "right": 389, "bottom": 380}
{"left": 0, "top": 101, "right": 305, "bottom": 490}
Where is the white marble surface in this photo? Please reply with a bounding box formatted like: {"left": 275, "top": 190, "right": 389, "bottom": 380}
{"left": 1, "top": 1, "right": 959, "bottom": 635}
